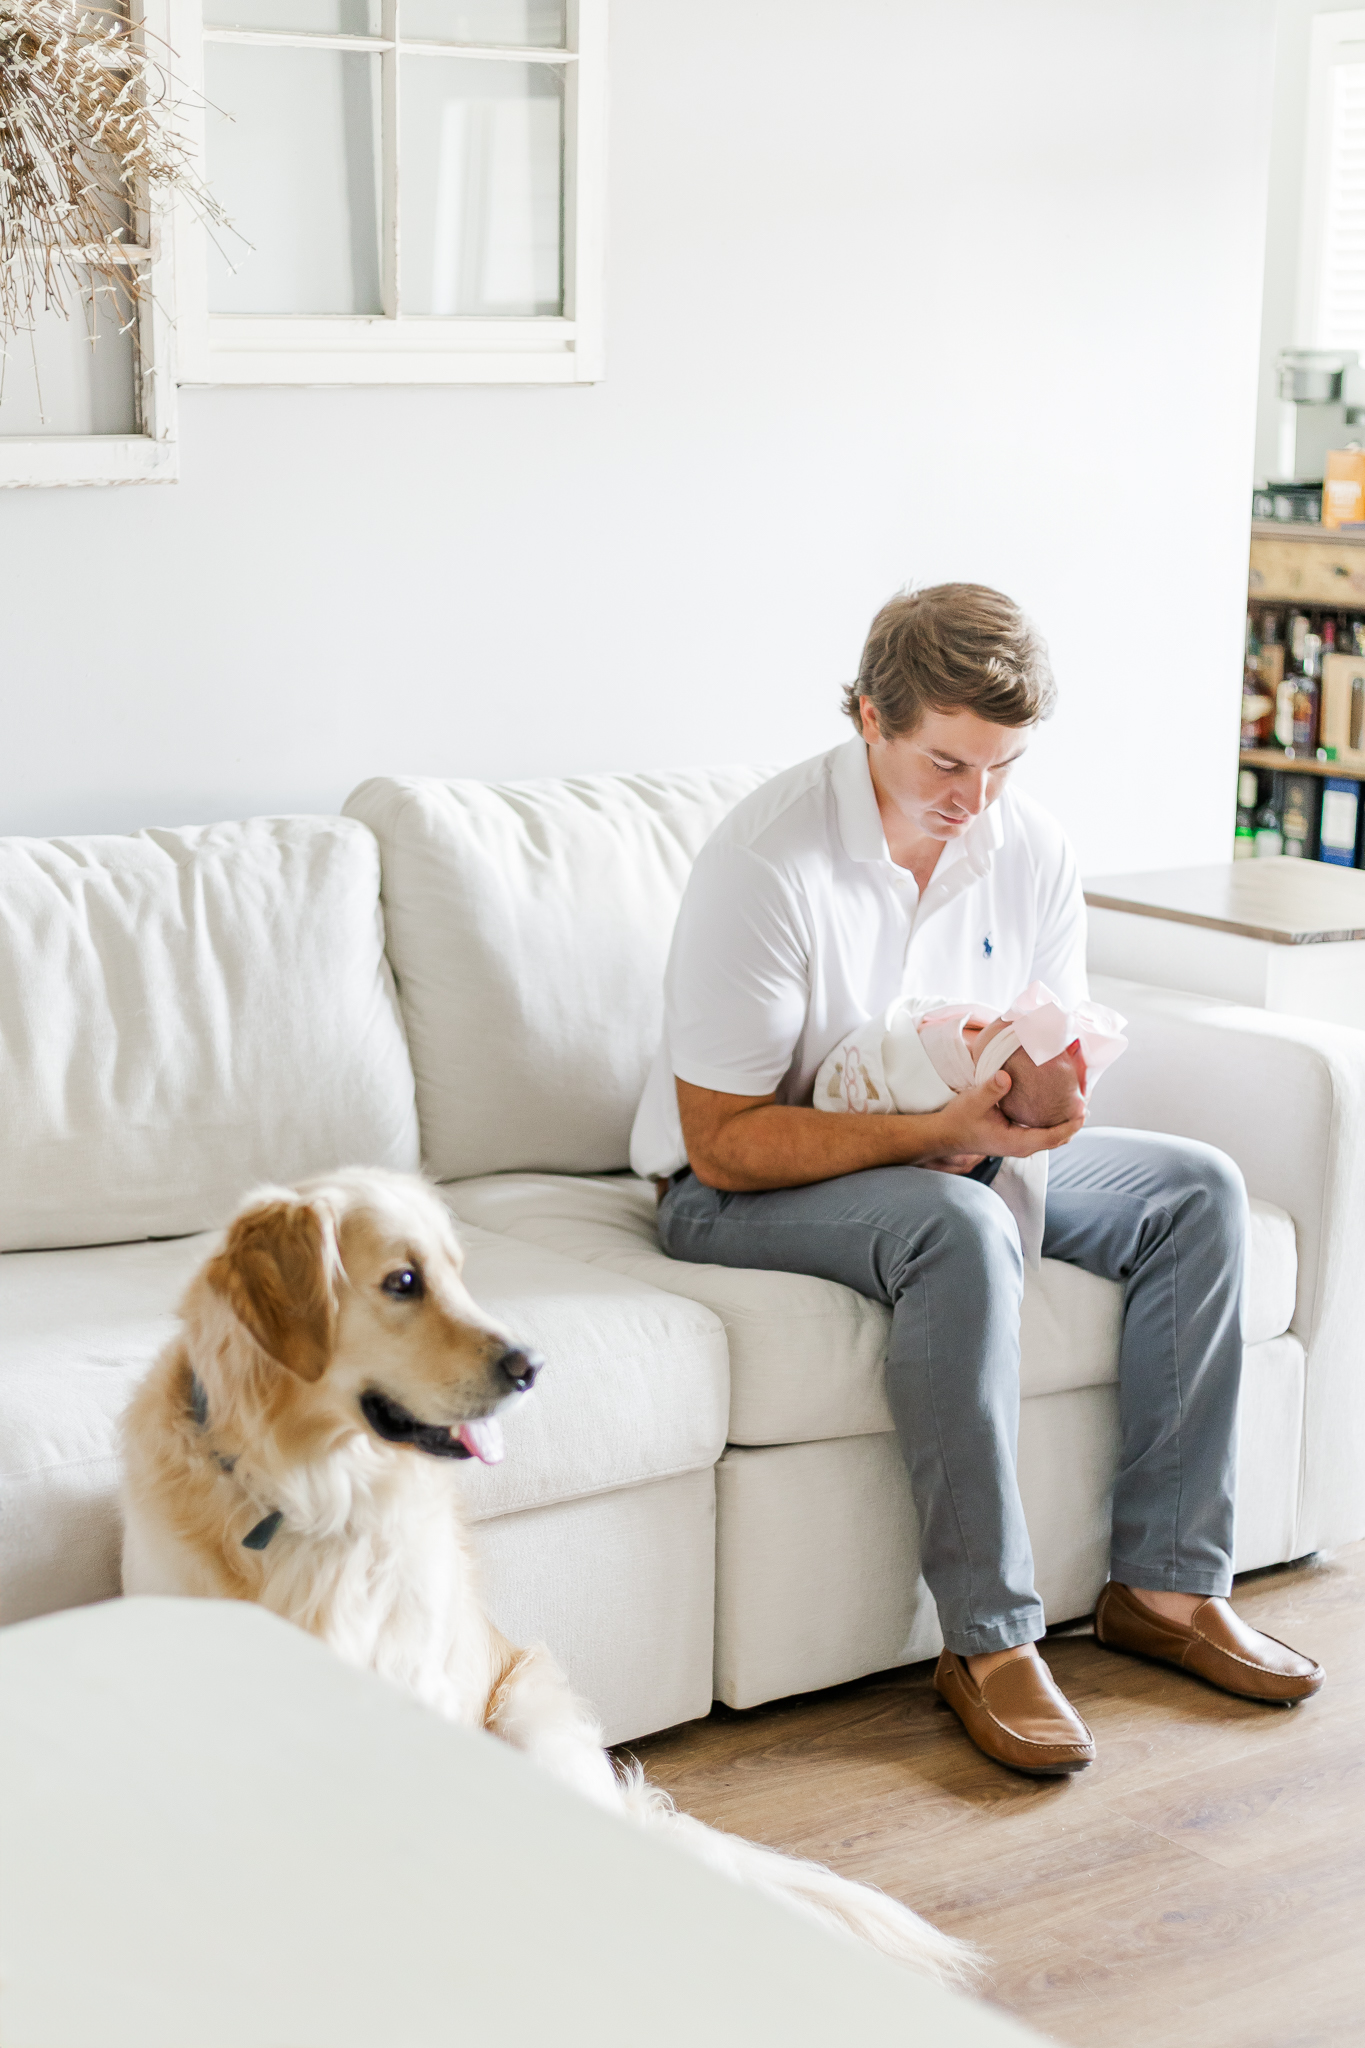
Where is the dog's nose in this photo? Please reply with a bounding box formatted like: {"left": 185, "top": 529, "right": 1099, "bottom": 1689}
{"left": 497, "top": 1346, "right": 542, "bottom": 1392}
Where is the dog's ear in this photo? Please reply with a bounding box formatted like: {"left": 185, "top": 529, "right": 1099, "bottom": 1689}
{"left": 206, "top": 1196, "right": 339, "bottom": 1382}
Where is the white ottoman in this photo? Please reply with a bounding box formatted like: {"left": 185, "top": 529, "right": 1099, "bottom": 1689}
{"left": 0, "top": 1599, "right": 1042, "bottom": 2047}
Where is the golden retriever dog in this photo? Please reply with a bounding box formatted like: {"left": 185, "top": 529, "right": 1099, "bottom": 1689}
{"left": 121, "top": 1167, "right": 974, "bottom": 1983}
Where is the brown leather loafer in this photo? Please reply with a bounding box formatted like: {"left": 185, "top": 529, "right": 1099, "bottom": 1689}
{"left": 934, "top": 1648, "right": 1095, "bottom": 1775}
{"left": 1094, "top": 1582, "right": 1324, "bottom": 1703}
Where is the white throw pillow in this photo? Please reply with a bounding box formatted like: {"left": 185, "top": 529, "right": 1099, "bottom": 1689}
{"left": 0, "top": 817, "right": 419, "bottom": 1252}
{"left": 344, "top": 769, "right": 773, "bottom": 1179}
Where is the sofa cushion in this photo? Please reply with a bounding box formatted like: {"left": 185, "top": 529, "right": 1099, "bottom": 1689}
{"left": 437, "top": 1215, "right": 729, "bottom": 1525}
{"left": 342, "top": 768, "right": 772, "bottom": 1181}
{"left": 0, "top": 1233, "right": 209, "bottom": 1624}
{"left": 445, "top": 1173, "right": 1298, "bottom": 1446}
{"left": 0, "top": 1218, "right": 728, "bottom": 1625}
{"left": 0, "top": 817, "right": 419, "bottom": 1253}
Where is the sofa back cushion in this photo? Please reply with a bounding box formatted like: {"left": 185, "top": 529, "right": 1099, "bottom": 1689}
{"left": 343, "top": 769, "right": 772, "bottom": 1179}
{"left": 0, "top": 817, "right": 419, "bottom": 1252}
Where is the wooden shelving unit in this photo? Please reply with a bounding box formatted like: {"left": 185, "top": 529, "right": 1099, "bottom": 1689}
{"left": 1240, "top": 748, "right": 1365, "bottom": 781}
{"left": 1249, "top": 519, "right": 1365, "bottom": 606}
{"left": 1243, "top": 528, "right": 1365, "bottom": 865}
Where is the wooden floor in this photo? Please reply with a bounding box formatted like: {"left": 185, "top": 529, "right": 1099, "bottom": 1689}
{"left": 628, "top": 1544, "right": 1365, "bottom": 2047}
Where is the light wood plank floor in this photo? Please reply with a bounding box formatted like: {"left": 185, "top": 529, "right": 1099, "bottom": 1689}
{"left": 628, "top": 1544, "right": 1364, "bottom": 2047}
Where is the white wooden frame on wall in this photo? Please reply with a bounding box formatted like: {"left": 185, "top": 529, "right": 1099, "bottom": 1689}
{"left": 0, "top": 0, "right": 179, "bottom": 487}
{"left": 171, "top": 0, "right": 606, "bottom": 386}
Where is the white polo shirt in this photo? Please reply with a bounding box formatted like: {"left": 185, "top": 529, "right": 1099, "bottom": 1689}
{"left": 628, "top": 736, "right": 1088, "bottom": 1180}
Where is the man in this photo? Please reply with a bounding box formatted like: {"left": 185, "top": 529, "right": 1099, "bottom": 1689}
{"left": 630, "top": 584, "right": 1322, "bottom": 1776}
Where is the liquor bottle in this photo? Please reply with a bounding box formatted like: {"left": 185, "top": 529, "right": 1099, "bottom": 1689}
{"left": 1253, "top": 789, "right": 1284, "bottom": 856}
{"left": 1254, "top": 612, "right": 1285, "bottom": 742}
{"left": 1293, "top": 634, "right": 1322, "bottom": 750}
{"left": 1234, "top": 769, "right": 1258, "bottom": 858}
{"left": 1352, "top": 619, "right": 1365, "bottom": 658}
{"left": 1275, "top": 675, "right": 1297, "bottom": 747}
{"left": 1323, "top": 617, "right": 1338, "bottom": 653}
{"left": 1241, "top": 612, "right": 1275, "bottom": 746}
{"left": 1318, "top": 778, "right": 1361, "bottom": 867}
{"left": 1290, "top": 612, "right": 1310, "bottom": 666}
{"left": 1281, "top": 775, "right": 1317, "bottom": 857}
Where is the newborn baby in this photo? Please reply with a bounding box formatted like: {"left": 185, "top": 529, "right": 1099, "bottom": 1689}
{"left": 814, "top": 981, "right": 1128, "bottom": 1262}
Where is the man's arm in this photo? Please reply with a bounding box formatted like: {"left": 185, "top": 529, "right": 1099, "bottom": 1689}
{"left": 677, "top": 1073, "right": 1083, "bottom": 1193}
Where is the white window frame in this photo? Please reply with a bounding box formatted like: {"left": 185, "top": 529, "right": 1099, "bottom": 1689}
{"left": 170, "top": 0, "right": 605, "bottom": 386}
{"left": 1296, "top": 9, "right": 1365, "bottom": 349}
{"left": 0, "top": 0, "right": 179, "bottom": 487}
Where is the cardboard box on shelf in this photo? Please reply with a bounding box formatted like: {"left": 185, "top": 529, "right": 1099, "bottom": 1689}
{"left": 1322, "top": 448, "right": 1365, "bottom": 529}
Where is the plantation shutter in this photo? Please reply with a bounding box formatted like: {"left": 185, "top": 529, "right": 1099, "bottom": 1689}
{"left": 1315, "top": 44, "right": 1365, "bottom": 348}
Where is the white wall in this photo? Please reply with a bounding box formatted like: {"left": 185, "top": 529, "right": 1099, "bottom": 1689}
{"left": 0, "top": 0, "right": 1272, "bottom": 874}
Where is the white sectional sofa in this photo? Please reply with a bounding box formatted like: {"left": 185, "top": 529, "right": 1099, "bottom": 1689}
{"left": 4, "top": 771, "right": 1364, "bottom": 1745}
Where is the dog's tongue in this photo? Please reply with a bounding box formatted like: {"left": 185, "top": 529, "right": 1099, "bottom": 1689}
{"left": 456, "top": 1416, "right": 505, "bottom": 1465}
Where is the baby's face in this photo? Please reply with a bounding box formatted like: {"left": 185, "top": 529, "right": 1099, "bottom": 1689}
{"left": 1000, "top": 1040, "right": 1087, "bottom": 1129}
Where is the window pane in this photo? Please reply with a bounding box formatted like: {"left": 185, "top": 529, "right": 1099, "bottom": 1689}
{"left": 206, "top": 45, "right": 382, "bottom": 313}
{"left": 401, "top": 58, "right": 562, "bottom": 315}
{"left": 0, "top": 292, "right": 136, "bottom": 436}
{"left": 398, "top": 2, "right": 564, "bottom": 47}
{"left": 203, "top": 0, "right": 380, "bottom": 32}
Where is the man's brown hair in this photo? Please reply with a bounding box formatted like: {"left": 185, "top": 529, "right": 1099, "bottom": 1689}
{"left": 841, "top": 583, "right": 1056, "bottom": 738}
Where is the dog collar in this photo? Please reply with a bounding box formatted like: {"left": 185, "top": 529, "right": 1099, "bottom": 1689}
{"left": 188, "top": 1372, "right": 283, "bottom": 1551}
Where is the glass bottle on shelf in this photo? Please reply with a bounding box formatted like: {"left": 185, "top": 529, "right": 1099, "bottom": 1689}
{"left": 1254, "top": 788, "right": 1284, "bottom": 856}
{"left": 1241, "top": 612, "right": 1274, "bottom": 745}
{"left": 1234, "top": 769, "right": 1258, "bottom": 859}
{"left": 1275, "top": 671, "right": 1297, "bottom": 747}
{"left": 1281, "top": 777, "right": 1314, "bottom": 857}
{"left": 1292, "top": 634, "right": 1322, "bottom": 751}
{"left": 1250, "top": 609, "right": 1283, "bottom": 744}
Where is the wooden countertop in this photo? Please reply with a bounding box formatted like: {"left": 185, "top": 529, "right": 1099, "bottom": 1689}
{"left": 1083, "top": 859, "right": 1365, "bottom": 945}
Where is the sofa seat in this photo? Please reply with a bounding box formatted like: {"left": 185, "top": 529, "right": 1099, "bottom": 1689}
{"left": 443, "top": 1171, "right": 1299, "bottom": 1445}
{"left": 0, "top": 1218, "right": 729, "bottom": 1627}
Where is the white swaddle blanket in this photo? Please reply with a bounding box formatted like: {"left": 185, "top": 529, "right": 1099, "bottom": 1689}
{"left": 813, "top": 981, "right": 1128, "bottom": 1264}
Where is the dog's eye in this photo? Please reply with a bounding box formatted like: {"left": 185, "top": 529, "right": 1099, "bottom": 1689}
{"left": 381, "top": 1266, "right": 424, "bottom": 1301}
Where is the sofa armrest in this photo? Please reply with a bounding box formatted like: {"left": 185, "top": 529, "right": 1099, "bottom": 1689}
{"left": 1091, "top": 975, "right": 1365, "bottom": 1552}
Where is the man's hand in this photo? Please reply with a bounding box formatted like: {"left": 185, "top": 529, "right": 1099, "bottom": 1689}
{"left": 923, "top": 1070, "right": 1084, "bottom": 1171}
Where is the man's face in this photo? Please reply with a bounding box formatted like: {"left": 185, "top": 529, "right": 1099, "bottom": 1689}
{"left": 859, "top": 701, "right": 1032, "bottom": 842}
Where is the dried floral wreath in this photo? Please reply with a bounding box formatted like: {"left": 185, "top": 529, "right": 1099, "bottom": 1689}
{"left": 0, "top": 0, "right": 231, "bottom": 395}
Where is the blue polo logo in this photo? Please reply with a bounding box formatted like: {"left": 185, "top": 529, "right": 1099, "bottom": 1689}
{"left": 983, "top": 933, "right": 993, "bottom": 959}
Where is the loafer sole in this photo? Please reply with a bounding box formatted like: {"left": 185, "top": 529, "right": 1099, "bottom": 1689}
{"left": 992, "top": 1753, "right": 1094, "bottom": 1777}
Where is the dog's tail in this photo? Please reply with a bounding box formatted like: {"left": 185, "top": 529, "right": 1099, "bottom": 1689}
{"left": 614, "top": 1764, "right": 981, "bottom": 1987}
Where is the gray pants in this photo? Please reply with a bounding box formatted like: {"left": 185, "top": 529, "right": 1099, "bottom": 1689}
{"left": 658, "top": 1128, "right": 1247, "bottom": 1656}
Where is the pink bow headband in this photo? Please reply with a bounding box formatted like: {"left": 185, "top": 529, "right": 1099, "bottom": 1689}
{"left": 923, "top": 981, "right": 1129, "bottom": 1096}
{"left": 974, "top": 981, "right": 1128, "bottom": 1092}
